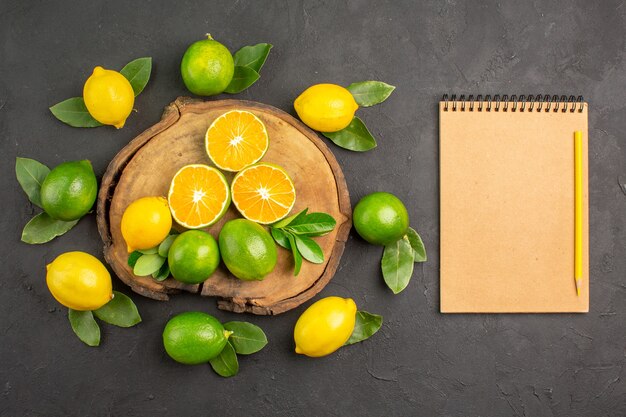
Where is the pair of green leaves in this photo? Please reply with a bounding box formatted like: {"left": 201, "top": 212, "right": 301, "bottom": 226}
{"left": 322, "top": 81, "right": 395, "bottom": 152}
{"left": 270, "top": 208, "right": 336, "bottom": 276}
{"left": 127, "top": 233, "right": 177, "bottom": 281}
{"left": 16, "top": 157, "right": 81, "bottom": 244}
{"left": 209, "top": 321, "right": 268, "bottom": 378}
{"left": 224, "top": 43, "right": 272, "bottom": 94}
{"left": 49, "top": 57, "right": 152, "bottom": 128}
{"left": 68, "top": 291, "right": 142, "bottom": 347}
{"left": 345, "top": 310, "right": 383, "bottom": 345}
{"left": 381, "top": 227, "right": 427, "bottom": 294}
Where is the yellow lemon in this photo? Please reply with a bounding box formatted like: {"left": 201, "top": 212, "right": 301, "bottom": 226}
{"left": 121, "top": 196, "right": 172, "bottom": 253}
{"left": 294, "top": 296, "right": 357, "bottom": 357}
{"left": 46, "top": 251, "right": 113, "bottom": 311}
{"left": 83, "top": 66, "right": 134, "bottom": 129}
{"left": 294, "top": 84, "right": 358, "bottom": 132}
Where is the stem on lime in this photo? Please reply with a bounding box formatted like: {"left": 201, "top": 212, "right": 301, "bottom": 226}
{"left": 224, "top": 330, "right": 234, "bottom": 339}
{"left": 205, "top": 33, "right": 214, "bottom": 41}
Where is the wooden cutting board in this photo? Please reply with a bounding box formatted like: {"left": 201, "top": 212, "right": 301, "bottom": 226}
{"left": 96, "top": 98, "right": 351, "bottom": 315}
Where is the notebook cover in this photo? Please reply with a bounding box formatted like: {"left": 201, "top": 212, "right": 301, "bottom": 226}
{"left": 439, "top": 101, "right": 589, "bottom": 313}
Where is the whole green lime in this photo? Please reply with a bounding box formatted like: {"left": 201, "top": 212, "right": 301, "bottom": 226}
{"left": 168, "top": 230, "right": 220, "bottom": 284}
{"left": 40, "top": 160, "right": 98, "bottom": 221}
{"left": 163, "top": 312, "right": 231, "bottom": 365}
{"left": 353, "top": 192, "right": 409, "bottom": 246}
{"left": 218, "top": 219, "right": 277, "bottom": 281}
{"left": 180, "top": 35, "right": 234, "bottom": 96}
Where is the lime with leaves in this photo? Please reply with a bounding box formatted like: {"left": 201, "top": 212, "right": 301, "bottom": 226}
{"left": 163, "top": 312, "right": 232, "bottom": 365}
{"left": 218, "top": 219, "right": 277, "bottom": 281}
{"left": 353, "top": 192, "right": 409, "bottom": 246}
{"left": 40, "top": 160, "right": 97, "bottom": 221}
{"left": 168, "top": 230, "right": 220, "bottom": 284}
{"left": 181, "top": 35, "right": 234, "bottom": 96}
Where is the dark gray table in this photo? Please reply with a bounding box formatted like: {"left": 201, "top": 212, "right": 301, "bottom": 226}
{"left": 2, "top": 1, "right": 625, "bottom": 416}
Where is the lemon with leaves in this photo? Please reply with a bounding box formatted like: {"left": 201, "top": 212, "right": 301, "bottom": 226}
{"left": 294, "top": 296, "right": 357, "bottom": 357}
{"left": 83, "top": 66, "right": 134, "bottom": 128}
{"left": 121, "top": 196, "right": 172, "bottom": 252}
{"left": 294, "top": 84, "right": 358, "bottom": 132}
{"left": 46, "top": 251, "right": 113, "bottom": 311}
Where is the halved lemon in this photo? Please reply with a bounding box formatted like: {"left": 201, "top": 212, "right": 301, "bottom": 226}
{"left": 205, "top": 110, "right": 269, "bottom": 172}
{"left": 168, "top": 164, "right": 230, "bottom": 229}
{"left": 231, "top": 163, "right": 296, "bottom": 224}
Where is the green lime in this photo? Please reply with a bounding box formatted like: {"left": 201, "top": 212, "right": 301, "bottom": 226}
{"left": 163, "top": 312, "right": 231, "bottom": 365}
{"left": 353, "top": 192, "right": 409, "bottom": 246}
{"left": 180, "top": 35, "right": 234, "bottom": 96}
{"left": 168, "top": 230, "right": 220, "bottom": 284}
{"left": 218, "top": 219, "right": 277, "bottom": 281}
{"left": 40, "top": 160, "right": 97, "bottom": 221}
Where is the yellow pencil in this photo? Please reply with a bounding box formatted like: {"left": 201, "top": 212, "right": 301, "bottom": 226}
{"left": 574, "top": 131, "right": 583, "bottom": 296}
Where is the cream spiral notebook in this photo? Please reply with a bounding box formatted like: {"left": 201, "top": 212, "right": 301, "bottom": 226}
{"left": 439, "top": 95, "right": 589, "bottom": 313}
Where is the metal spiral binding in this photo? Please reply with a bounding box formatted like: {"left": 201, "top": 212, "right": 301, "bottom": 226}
{"left": 442, "top": 94, "right": 584, "bottom": 113}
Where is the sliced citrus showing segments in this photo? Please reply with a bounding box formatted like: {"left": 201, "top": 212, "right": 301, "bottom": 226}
{"left": 205, "top": 110, "right": 269, "bottom": 172}
{"left": 231, "top": 163, "right": 296, "bottom": 224}
{"left": 168, "top": 164, "right": 231, "bottom": 229}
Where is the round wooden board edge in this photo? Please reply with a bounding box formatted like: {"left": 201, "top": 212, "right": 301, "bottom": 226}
{"left": 96, "top": 97, "right": 352, "bottom": 314}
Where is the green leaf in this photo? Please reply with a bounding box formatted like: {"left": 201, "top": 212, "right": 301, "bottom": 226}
{"left": 68, "top": 309, "right": 100, "bottom": 347}
{"left": 286, "top": 233, "right": 302, "bottom": 276}
{"left": 294, "top": 235, "right": 324, "bottom": 264}
{"left": 271, "top": 227, "right": 291, "bottom": 250}
{"left": 138, "top": 247, "right": 158, "bottom": 255}
{"left": 347, "top": 81, "right": 395, "bottom": 107}
{"left": 223, "top": 321, "right": 268, "bottom": 355}
{"left": 21, "top": 212, "right": 79, "bottom": 244}
{"left": 381, "top": 237, "right": 415, "bottom": 294}
{"left": 209, "top": 341, "right": 239, "bottom": 378}
{"left": 224, "top": 66, "right": 260, "bottom": 94}
{"left": 152, "top": 263, "right": 170, "bottom": 282}
{"left": 127, "top": 251, "right": 142, "bottom": 268}
{"left": 133, "top": 253, "right": 166, "bottom": 276}
{"left": 233, "top": 43, "right": 272, "bottom": 73}
{"left": 406, "top": 227, "right": 427, "bottom": 262}
{"left": 15, "top": 157, "right": 50, "bottom": 208}
{"left": 120, "top": 57, "right": 152, "bottom": 96}
{"left": 93, "top": 291, "right": 141, "bottom": 328}
{"left": 345, "top": 311, "right": 383, "bottom": 345}
{"left": 158, "top": 234, "right": 178, "bottom": 258}
{"left": 285, "top": 213, "right": 336, "bottom": 236}
{"left": 323, "top": 117, "right": 377, "bottom": 152}
{"left": 272, "top": 208, "right": 308, "bottom": 229}
{"left": 49, "top": 97, "right": 103, "bottom": 128}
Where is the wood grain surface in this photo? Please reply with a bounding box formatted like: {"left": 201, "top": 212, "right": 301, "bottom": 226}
{"left": 96, "top": 97, "right": 351, "bottom": 315}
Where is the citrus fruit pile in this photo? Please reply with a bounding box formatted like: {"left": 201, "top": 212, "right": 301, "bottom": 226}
{"left": 121, "top": 109, "right": 295, "bottom": 285}
{"left": 16, "top": 34, "right": 431, "bottom": 375}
